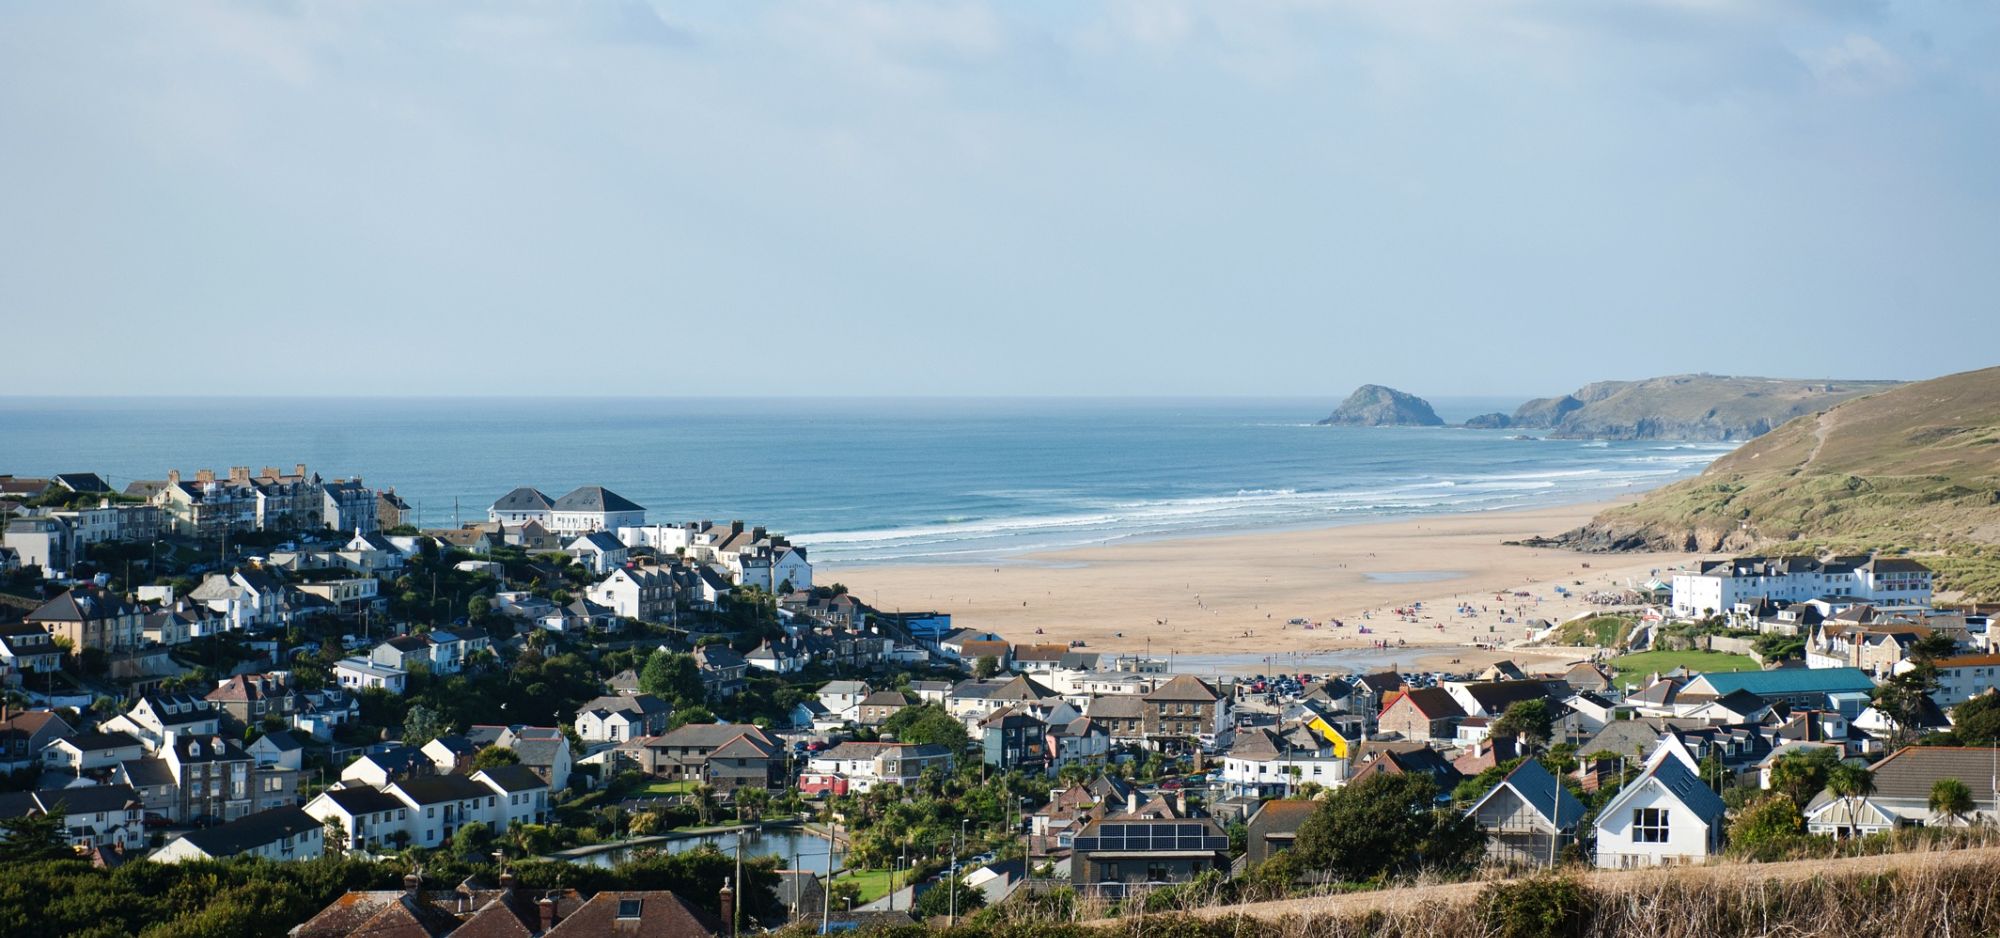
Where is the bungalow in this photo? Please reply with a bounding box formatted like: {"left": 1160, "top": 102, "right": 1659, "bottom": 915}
{"left": 1805, "top": 746, "right": 2000, "bottom": 836}
{"left": 1592, "top": 739, "right": 1727, "bottom": 868}
{"left": 1468, "top": 758, "right": 1586, "bottom": 868}
{"left": 1680, "top": 668, "right": 1878, "bottom": 717}
{"left": 1010, "top": 644, "right": 1071, "bottom": 674}
{"left": 152, "top": 806, "right": 323, "bottom": 863}
{"left": 336, "top": 657, "right": 408, "bottom": 694}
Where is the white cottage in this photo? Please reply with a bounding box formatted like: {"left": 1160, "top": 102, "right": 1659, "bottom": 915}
{"left": 1592, "top": 738, "right": 1728, "bottom": 868}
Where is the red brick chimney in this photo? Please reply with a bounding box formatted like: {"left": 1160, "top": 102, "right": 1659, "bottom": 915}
{"left": 538, "top": 897, "right": 556, "bottom": 931}
{"left": 718, "top": 880, "right": 735, "bottom": 935}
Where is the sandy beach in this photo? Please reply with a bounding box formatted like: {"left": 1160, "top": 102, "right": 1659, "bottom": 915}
{"left": 831, "top": 499, "right": 1698, "bottom": 675}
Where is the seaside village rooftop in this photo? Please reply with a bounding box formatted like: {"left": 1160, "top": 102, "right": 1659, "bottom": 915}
{"left": 4, "top": 465, "right": 2000, "bottom": 930}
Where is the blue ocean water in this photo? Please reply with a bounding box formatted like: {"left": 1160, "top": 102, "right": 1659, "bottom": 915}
{"left": 0, "top": 397, "right": 1732, "bottom": 567}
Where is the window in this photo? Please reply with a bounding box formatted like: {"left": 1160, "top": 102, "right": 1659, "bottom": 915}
{"left": 617, "top": 898, "right": 643, "bottom": 920}
{"left": 1633, "top": 808, "right": 1670, "bottom": 843}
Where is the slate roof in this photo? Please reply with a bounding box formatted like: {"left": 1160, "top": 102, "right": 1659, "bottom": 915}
{"left": 1607, "top": 753, "right": 1727, "bottom": 828}
{"left": 27, "top": 587, "right": 134, "bottom": 623}
{"left": 170, "top": 806, "right": 320, "bottom": 858}
{"left": 491, "top": 487, "right": 554, "bottom": 512}
{"left": 1086, "top": 696, "right": 1146, "bottom": 720}
{"left": 53, "top": 473, "right": 110, "bottom": 493}
{"left": 1145, "top": 674, "right": 1219, "bottom": 703}
{"left": 476, "top": 764, "right": 547, "bottom": 793}
{"left": 394, "top": 774, "right": 495, "bottom": 806}
{"left": 858, "top": 691, "right": 908, "bottom": 708}
{"left": 1852, "top": 747, "right": 2000, "bottom": 803}
{"left": 1472, "top": 758, "right": 1586, "bottom": 829}
{"left": 552, "top": 486, "right": 645, "bottom": 514}
{"left": 318, "top": 786, "right": 407, "bottom": 816}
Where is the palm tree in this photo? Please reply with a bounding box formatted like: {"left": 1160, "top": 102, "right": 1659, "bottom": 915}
{"left": 1930, "top": 777, "right": 1975, "bottom": 825}
{"left": 1827, "top": 763, "right": 1877, "bottom": 838}
{"left": 692, "top": 784, "right": 718, "bottom": 826}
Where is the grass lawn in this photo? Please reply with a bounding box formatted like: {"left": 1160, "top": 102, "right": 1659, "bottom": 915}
{"left": 828, "top": 868, "right": 899, "bottom": 905}
{"left": 1609, "top": 650, "right": 1759, "bottom": 685}
{"left": 636, "top": 779, "right": 697, "bottom": 796}
{"left": 1553, "top": 614, "right": 1636, "bottom": 648}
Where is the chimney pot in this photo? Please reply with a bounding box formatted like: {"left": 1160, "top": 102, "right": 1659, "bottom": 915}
{"left": 404, "top": 872, "right": 421, "bottom": 896}
{"left": 719, "top": 880, "right": 735, "bottom": 933}
{"left": 296, "top": 464, "right": 308, "bottom": 478}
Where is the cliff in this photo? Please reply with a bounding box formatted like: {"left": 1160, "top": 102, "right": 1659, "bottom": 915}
{"left": 1317, "top": 385, "right": 1445, "bottom": 427}
{"left": 1527, "top": 367, "right": 2000, "bottom": 597}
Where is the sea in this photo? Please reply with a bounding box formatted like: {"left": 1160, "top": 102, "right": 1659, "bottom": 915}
{"left": 0, "top": 397, "right": 1734, "bottom": 568}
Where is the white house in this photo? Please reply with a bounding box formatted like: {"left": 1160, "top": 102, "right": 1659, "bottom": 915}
{"left": 548, "top": 486, "right": 646, "bottom": 536}
{"left": 303, "top": 785, "right": 411, "bottom": 854}
{"left": 488, "top": 487, "right": 555, "bottom": 526}
{"left": 471, "top": 764, "right": 552, "bottom": 830}
{"left": 1672, "top": 555, "right": 1933, "bottom": 619}
{"left": 574, "top": 694, "right": 673, "bottom": 743}
{"left": 335, "top": 657, "right": 407, "bottom": 694}
{"left": 567, "top": 532, "right": 630, "bottom": 575}
{"left": 1592, "top": 738, "right": 1728, "bottom": 868}
{"left": 586, "top": 565, "right": 672, "bottom": 621}
{"left": 817, "top": 681, "right": 872, "bottom": 722}
{"left": 799, "top": 742, "right": 955, "bottom": 795}
{"left": 153, "top": 805, "right": 324, "bottom": 863}
{"left": 389, "top": 774, "right": 498, "bottom": 848}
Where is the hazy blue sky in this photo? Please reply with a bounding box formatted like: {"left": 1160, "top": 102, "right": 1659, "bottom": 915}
{"left": 3, "top": 1, "right": 1996, "bottom": 398}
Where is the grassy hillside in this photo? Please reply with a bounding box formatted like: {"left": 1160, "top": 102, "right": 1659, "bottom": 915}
{"left": 1515, "top": 374, "right": 1901, "bottom": 441}
{"left": 1556, "top": 366, "right": 2000, "bottom": 597}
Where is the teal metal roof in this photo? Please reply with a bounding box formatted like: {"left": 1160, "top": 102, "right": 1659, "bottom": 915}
{"left": 1692, "top": 667, "right": 1875, "bottom": 697}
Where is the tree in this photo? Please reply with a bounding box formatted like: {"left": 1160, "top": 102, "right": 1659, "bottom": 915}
{"left": 641, "top": 650, "right": 705, "bottom": 707}
{"left": 691, "top": 784, "right": 719, "bottom": 826}
{"left": 1945, "top": 692, "right": 2000, "bottom": 744}
{"left": 467, "top": 595, "right": 492, "bottom": 620}
{"left": 912, "top": 876, "right": 984, "bottom": 919}
{"left": 402, "top": 703, "right": 444, "bottom": 747}
{"left": 450, "top": 820, "right": 495, "bottom": 861}
{"left": 880, "top": 704, "right": 969, "bottom": 751}
{"left": 629, "top": 810, "right": 662, "bottom": 836}
{"left": 1491, "top": 700, "right": 1554, "bottom": 750}
{"left": 322, "top": 816, "right": 349, "bottom": 857}
{"left": 1288, "top": 773, "right": 1484, "bottom": 883}
{"left": 1873, "top": 665, "right": 1940, "bottom": 744}
{"left": 1930, "top": 777, "right": 1975, "bottom": 824}
{"left": 0, "top": 809, "right": 70, "bottom": 863}
{"left": 1767, "top": 746, "right": 1841, "bottom": 808}
{"left": 670, "top": 705, "right": 715, "bottom": 730}
{"left": 1728, "top": 793, "right": 1804, "bottom": 856}
{"left": 973, "top": 656, "right": 1000, "bottom": 679}
{"left": 1827, "top": 762, "right": 1877, "bottom": 837}
{"left": 471, "top": 745, "right": 520, "bottom": 770}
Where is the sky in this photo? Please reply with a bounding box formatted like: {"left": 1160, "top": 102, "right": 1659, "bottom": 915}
{"left": 2, "top": 1, "right": 1997, "bottom": 398}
